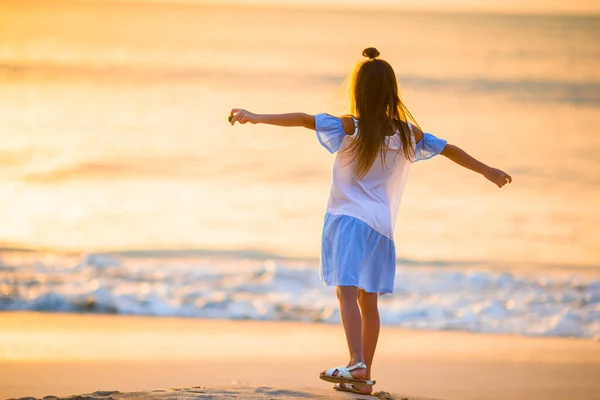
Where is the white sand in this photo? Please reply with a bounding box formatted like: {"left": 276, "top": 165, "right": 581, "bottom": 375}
{"left": 1, "top": 312, "right": 599, "bottom": 400}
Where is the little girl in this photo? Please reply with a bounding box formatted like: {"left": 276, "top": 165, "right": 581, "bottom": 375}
{"left": 229, "top": 47, "right": 511, "bottom": 395}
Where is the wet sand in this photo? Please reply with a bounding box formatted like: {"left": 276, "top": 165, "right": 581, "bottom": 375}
{"left": 1, "top": 312, "right": 599, "bottom": 400}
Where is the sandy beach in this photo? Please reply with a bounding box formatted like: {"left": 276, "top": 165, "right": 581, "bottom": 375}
{"left": 1, "top": 312, "right": 599, "bottom": 400}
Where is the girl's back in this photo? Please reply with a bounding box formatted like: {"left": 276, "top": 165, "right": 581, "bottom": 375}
{"left": 316, "top": 113, "right": 446, "bottom": 239}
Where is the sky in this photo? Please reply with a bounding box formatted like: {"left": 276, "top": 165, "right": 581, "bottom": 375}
{"left": 200, "top": 0, "right": 600, "bottom": 14}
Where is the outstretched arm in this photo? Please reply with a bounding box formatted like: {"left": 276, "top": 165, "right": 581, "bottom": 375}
{"left": 229, "top": 109, "right": 315, "bottom": 129}
{"left": 440, "top": 144, "right": 512, "bottom": 188}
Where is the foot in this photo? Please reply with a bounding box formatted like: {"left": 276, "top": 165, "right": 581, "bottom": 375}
{"left": 339, "top": 382, "right": 373, "bottom": 394}
{"left": 319, "top": 361, "right": 367, "bottom": 380}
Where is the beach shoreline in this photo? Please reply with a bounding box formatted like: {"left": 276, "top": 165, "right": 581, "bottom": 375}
{"left": 2, "top": 312, "right": 599, "bottom": 400}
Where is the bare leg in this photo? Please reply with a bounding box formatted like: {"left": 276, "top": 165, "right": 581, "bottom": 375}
{"left": 320, "top": 286, "right": 367, "bottom": 381}
{"left": 338, "top": 289, "right": 380, "bottom": 394}
{"left": 358, "top": 288, "right": 380, "bottom": 385}
{"left": 338, "top": 286, "right": 364, "bottom": 366}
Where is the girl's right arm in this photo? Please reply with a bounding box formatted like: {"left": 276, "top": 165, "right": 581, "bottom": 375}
{"left": 229, "top": 109, "right": 315, "bottom": 129}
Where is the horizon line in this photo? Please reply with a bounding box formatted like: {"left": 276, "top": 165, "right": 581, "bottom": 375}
{"left": 75, "top": 0, "right": 600, "bottom": 17}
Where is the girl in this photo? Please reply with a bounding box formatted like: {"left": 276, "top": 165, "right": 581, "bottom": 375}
{"left": 229, "top": 47, "right": 511, "bottom": 395}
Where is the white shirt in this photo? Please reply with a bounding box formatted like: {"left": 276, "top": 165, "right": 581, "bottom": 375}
{"left": 315, "top": 113, "right": 447, "bottom": 240}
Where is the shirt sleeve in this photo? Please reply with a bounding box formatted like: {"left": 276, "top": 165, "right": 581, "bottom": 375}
{"left": 315, "top": 113, "right": 346, "bottom": 154}
{"left": 412, "top": 132, "right": 448, "bottom": 162}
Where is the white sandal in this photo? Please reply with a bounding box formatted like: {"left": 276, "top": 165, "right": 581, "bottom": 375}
{"left": 333, "top": 382, "right": 375, "bottom": 396}
{"left": 319, "top": 362, "right": 375, "bottom": 385}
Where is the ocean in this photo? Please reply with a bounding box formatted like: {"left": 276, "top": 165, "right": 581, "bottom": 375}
{"left": 0, "top": 0, "right": 599, "bottom": 337}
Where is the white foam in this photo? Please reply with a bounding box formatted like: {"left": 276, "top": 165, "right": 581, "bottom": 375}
{"left": 1, "top": 252, "right": 599, "bottom": 338}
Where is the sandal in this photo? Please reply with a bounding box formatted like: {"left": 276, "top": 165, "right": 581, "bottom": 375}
{"left": 334, "top": 382, "right": 374, "bottom": 396}
{"left": 319, "top": 362, "right": 376, "bottom": 385}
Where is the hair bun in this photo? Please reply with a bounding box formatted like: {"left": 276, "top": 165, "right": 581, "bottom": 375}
{"left": 362, "top": 47, "right": 380, "bottom": 59}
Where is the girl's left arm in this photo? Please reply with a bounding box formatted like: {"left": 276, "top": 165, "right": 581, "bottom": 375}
{"left": 229, "top": 109, "right": 315, "bottom": 129}
{"left": 441, "top": 144, "right": 512, "bottom": 188}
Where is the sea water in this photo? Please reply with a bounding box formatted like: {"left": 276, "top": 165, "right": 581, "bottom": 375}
{"left": 0, "top": 1, "right": 598, "bottom": 337}
{"left": 1, "top": 250, "right": 599, "bottom": 338}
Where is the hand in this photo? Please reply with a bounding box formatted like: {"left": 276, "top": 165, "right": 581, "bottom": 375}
{"left": 484, "top": 167, "right": 512, "bottom": 188}
{"left": 229, "top": 109, "right": 259, "bottom": 125}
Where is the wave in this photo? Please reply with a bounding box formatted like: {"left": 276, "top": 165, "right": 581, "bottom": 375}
{"left": 401, "top": 74, "right": 600, "bottom": 106}
{"left": 2, "top": 62, "right": 598, "bottom": 107}
{"left": 1, "top": 250, "right": 598, "bottom": 338}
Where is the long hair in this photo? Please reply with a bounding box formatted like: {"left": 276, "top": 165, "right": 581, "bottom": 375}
{"left": 341, "top": 47, "right": 419, "bottom": 178}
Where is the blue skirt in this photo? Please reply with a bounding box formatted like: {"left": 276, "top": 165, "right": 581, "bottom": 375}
{"left": 319, "top": 213, "right": 396, "bottom": 294}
